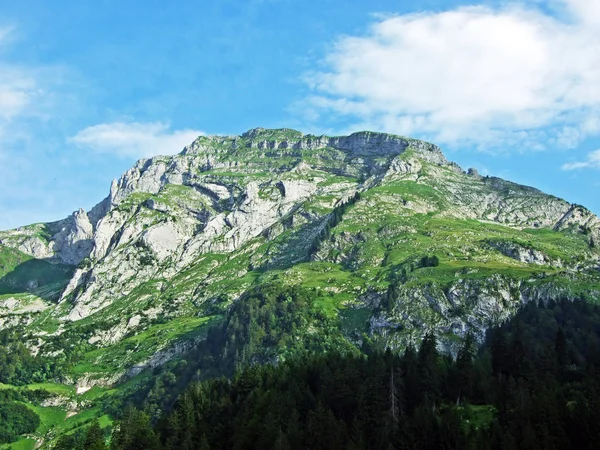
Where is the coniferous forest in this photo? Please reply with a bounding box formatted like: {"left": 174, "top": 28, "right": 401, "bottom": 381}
{"left": 49, "top": 297, "right": 600, "bottom": 450}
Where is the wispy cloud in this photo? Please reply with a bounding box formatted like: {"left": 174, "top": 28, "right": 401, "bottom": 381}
{"left": 1, "top": 26, "right": 206, "bottom": 230}
{"left": 0, "top": 74, "right": 35, "bottom": 120}
{"left": 70, "top": 122, "right": 204, "bottom": 158}
{"left": 0, "top": 27, "right": 36, "bottom": 135}
{"left": 301, "top": 0, "right": 600, "bottom": 149}
{"left": 561, "top": 150, "right": 600, "bottom": 171}
{"left": 0, "top": 26, "right": 70, "bottom": 143}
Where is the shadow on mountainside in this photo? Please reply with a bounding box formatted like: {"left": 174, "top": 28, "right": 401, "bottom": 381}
{"left": 0, "top": 258, "right": 75, "bottom": 303}
{"left": 255, "top": 221, "right": 324, "bottom": 272}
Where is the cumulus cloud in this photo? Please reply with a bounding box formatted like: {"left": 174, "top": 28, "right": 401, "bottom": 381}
{"left": 561, "top": 150, "right": 600, "bottom": 171}
{"left": 70, "top": 122, "right": 204, "bottom": 158}
{"left": 303, "top": 0, "right": 600, "bottom": 148}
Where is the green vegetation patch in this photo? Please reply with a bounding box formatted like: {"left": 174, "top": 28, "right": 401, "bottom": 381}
{"left": 0, "top": 401, "right": 40, "bottom": 445}
{"left": 3, "top": 438, "right": 37, "bottom": 450}
{"left": 71, "top": 315, "right": 214, "bottom": 375}
{"left": 0, "top": 247, "right": 74, "bottom": 303}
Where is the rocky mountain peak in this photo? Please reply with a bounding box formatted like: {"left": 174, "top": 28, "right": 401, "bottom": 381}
{"left": 2, "top": 127, "right": 600, "bottom": 332}
{"left": 1, "top": 126, "right": 600, "bottom": 400}
{"left": 179, "top": 128, "right": 448, "bottom": 164}
{"left": 241, "top": 127, "right": 304, "bottom": 140}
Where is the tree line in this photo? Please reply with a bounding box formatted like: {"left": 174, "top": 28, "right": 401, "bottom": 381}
{"left": 96, "top": 297, "right": 600, "bottom": 450}
{"left": 0, "top": 329, "right": 65, "bottom": 385}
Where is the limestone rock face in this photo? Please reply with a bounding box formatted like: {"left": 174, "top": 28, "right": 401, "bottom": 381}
{"left": 554, "top": 204, "right": 600, "bottom": 245}
{"left": 487, "top": 240, "right": 551, "bottom": 265}
{"left": 0, "top": 208, "right": 95, "bottom": 265}
{"left": 51, "top": 209, "right": 95, "bottom": 265}
{"left": 1, "top": 127, "right": 599, "bottom": 381}
{"left": 141, "top": 222, "right": 186, "bottom": 262}
{"left": 3, "top": 128, "right": 599, "bottom": 323}
{"left": 0, "top": 226, "right": 53, "bottom": 260}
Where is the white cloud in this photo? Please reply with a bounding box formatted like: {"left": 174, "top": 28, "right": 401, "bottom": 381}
{"left": 303, "top": 0, "right": 600, "bottom": 148}
{"left": 0, "top": 26, "right": 59, "bottom": 146}
{"left": 70, "top": 122, "right": 204, "bottom": 158}
{"left": 0, "top": 73, "right": 36, "bottom": 119}
{"left": 0, "top": 28, "right": 36, "bottom": 127}
{"left": 561, "top": 149, "right": 600, "bottom": 171}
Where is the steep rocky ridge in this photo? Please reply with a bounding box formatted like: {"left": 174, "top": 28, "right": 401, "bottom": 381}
{"left": 1, "top": 128, "right": 599, "bottom": 385}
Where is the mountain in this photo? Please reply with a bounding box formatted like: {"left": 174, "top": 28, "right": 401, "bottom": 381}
{"left": 1, "top": 128, "right": 600, "bottom": 446}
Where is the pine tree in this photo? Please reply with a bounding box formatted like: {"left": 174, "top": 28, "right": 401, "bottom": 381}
{"left": 389, "top": 365, "right": 399, "bottom": 429}
{"left": 401, "top": 344, "right": 420, "bottom": 411}
{"left": 385, "top": 281, "right": 397, "bottom": 313}
{"left": 555, "top": 328, "right": 569, "bottom": 370}
{"left": 456, "top": 332, "right": 476, "bottom": 403}
{"left": 417, "top": 332, "right": 440, "bottom": 405}
{"left": 272, "top": 428, "right": 291, "bottom": 450}
{"left": 83, "top": 419, "right": 106, "bottom": 450}
{"left": 110, "top": 407, "right": 159, "bottom": 450}
{"left": 199, "top": 433, "right": 210, "bottom": 450}
{"left": 53, "top": 433, "right": 80, "bottom": 450}
{"left": 510, "top": 319, "right": 527, "bottom": 378}
{"left": 491, "top": 330, "right": 509, "bottom": 377}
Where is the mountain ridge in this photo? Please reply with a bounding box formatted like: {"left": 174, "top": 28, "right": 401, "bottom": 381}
{"left": 2, "top": 128, "right": 593, "bottom": 264}
{"left": 0, "top": 127, "right": 599, "bottom": 390}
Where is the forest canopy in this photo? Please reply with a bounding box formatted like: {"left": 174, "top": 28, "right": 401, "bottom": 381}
{"left": 105, "top": 298, "right": 600, "bottom": 450}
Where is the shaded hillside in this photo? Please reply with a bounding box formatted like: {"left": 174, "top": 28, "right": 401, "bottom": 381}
{"left": 105, "top": 298, "right": 600, "bottom": 450}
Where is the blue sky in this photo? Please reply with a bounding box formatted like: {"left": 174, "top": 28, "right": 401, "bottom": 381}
{"left": 0, "top": 0, "right": 598, "bottom": 230}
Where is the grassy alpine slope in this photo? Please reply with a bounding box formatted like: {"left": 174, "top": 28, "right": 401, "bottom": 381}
{"left": 0, "top": 128, "right": 599, "bottom": 447}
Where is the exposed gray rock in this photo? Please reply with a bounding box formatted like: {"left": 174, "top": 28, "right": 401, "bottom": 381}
{"left": 0, "top": 227, "right": 54, "bottom": 259}
{"left": 51, "top": 209, "right": 95, "bottom": 265}
{"left": 0, "top": 296, "right": 49, "bottom": 315}
{"left": 467, "top": 168, "right": 482, "bottom": 178}
{"left": 487, "top": 240, "right": 551, "bottom": 265}
{"left": 376, "top": 274, "right": 581, "bottom": 350}
{"left": 141, "top": 221, "right": 186, "bottom": 262}
{"left": 126, "top": 335, "right": 205, "bottom": 378}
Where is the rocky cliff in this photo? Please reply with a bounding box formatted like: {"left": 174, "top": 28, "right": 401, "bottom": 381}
{"left": 1, "top": 128, "right": 599, "bottom": 382}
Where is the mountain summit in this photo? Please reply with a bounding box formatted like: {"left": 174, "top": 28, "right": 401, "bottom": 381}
{"left": 1, "top": 128, "right": 599, "bottom": 388}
